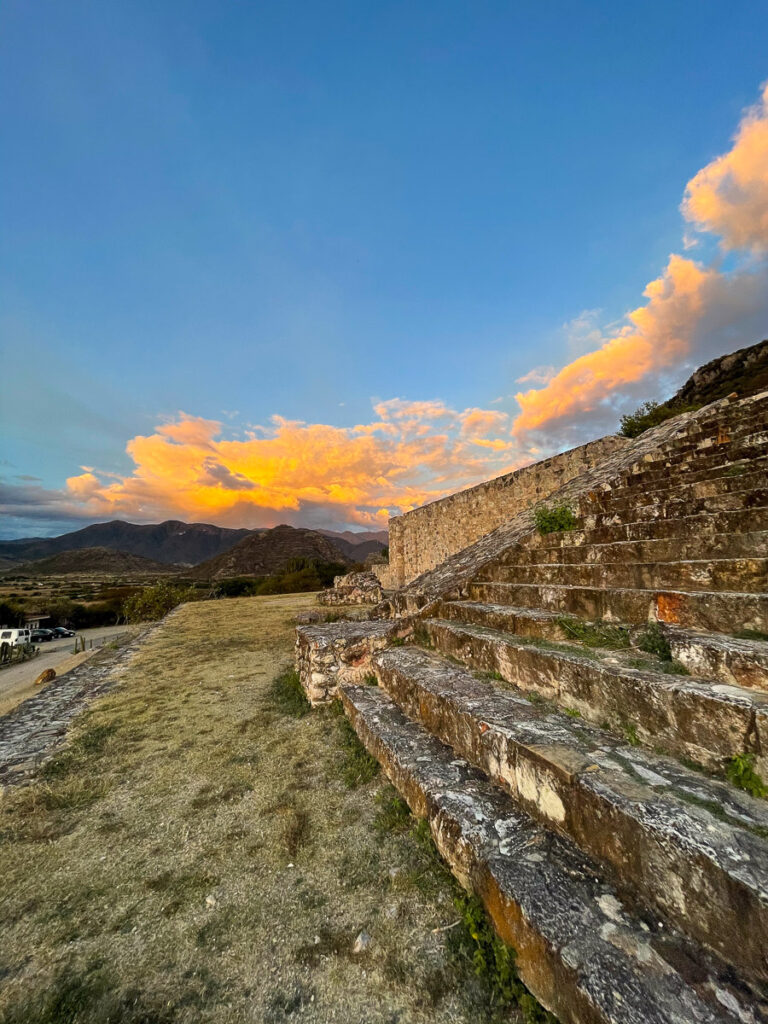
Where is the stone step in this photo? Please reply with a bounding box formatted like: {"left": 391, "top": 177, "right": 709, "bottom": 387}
{"left": 439, "top": 601, "right": 768, "bottom": 690}
{"left": 439, "top": 600, "right": 567, "bottom": 638}
{"left": 424, "top": 617, "right": 768, "bottom": 775}
{"left": 467, "top": 580, "right": 768, "bottom": 635}
{"left": 667, "top": 626, "right": 768, "bottom": 692}
{"left": 372, "top": 645, "right": 768, "bottom": 983}
{"left": 526, "top": 506, "right": 768, "bottom": 548}
{"left": 583, "top": 488, "right": 768, "bottom": 530}
{"left": 595, "top": 443, "right": 768, "bottom": 496}
{"left": 622, "top": 426, "right": 768, "bottom": 481}
{"left": 579, "top": 468, "right": 768, "bottom": 518}
{"left": 508, "top": 531, "right": 768, "bottom": 567}
{"left": 341, "top": 684, "right": 751, "bottom": 1024}
{"left": 476, "top": 557, "right": 768, "bottom": 594}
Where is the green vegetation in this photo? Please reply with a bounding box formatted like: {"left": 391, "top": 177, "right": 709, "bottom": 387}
{"left": 374, "top": 785, "right": 556, "bottom": 1022}
{"left": 331, "top": 711, "right": 380, "bottom": 788}
{"left": 556, "top": 617, "right": 630, "bottom": 650}
{"left": 726, "top": 753, "right": 768, "bottom": 799}
{"left": 411, "top": 622, "right": 433, "bottom": 648}
{"left": 213, "top": 558, "right": 350, "bottom": 599}
{"left": 623, "top": 722, "right": 640, "bottom": 747}
{"left": 619, "top": 399, "right": 701, "bottom": 438}
{"left": 121, "top": 581, "right": 197, "bottom": 623}
{"left": 734, "top": 628, "right": 768, "bottom": 642}
{"left": 637, "top": 622, "right": 672, "bottom": 661}
{"left": 533, "top": 504, "right": 578, "bottom": 535}
{"left": 448, "top": 893, "right": 557, "bottom": 1023}
{"left": 268, "top": 667, "right": 311, "bottom": 718}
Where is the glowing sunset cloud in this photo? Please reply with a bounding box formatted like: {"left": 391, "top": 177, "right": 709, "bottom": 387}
{"left": 513, "top": 81, "right": 768, "bottom": 442}
{"left": 60, "top": 403, "right": 527, "bottom": 530}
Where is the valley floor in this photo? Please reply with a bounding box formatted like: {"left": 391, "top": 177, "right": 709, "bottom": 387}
{"left": 0, "top": 594, "right": 516, "bottom": 1024}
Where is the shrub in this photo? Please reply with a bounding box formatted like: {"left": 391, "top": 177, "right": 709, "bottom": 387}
{"left": 619, "top": 399, "right": 701, "bottom": 438}
{"left": 534, "top": 503, "right": 578, "bottom": 535}
{"left": 122, "top": 581, "right": 196, "bottom": 623}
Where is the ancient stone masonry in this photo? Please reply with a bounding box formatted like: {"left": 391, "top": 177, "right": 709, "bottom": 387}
{"left": 387, "top": 434, "right": 625, "bottom": 586}
{"left": 318, "top": 570, "right": 383, "bottom": 606}
{"left": 297, "top": 382, "right": 768, "bottom": 1024}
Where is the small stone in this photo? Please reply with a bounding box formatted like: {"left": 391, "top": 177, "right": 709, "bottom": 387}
{"left": 205, "top": 894, "right": 217, "bottom": 908}
{"left": 353, "top": 930, "right": 371, "bottom": 954}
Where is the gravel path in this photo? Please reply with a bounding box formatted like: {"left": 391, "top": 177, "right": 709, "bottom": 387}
{"left": 0, "top": 627, "right": 152, "bottom": 789}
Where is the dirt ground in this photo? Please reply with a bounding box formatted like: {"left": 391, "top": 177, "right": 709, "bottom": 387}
{"left": 0, "top": 593, "right": 523, "bottom": 1024}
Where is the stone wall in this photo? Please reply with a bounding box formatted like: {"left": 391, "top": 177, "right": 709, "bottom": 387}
{"left": 296, "top": 620, "right": 405, "bottom": 705}
{"left": 318, "top": 570, "right": 382, "bottom": 606}
{"left": 387, "top": 435, "right": 627, "bottom": 586}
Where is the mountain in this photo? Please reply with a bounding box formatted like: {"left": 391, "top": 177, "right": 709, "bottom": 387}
{"left": 0, "top": 519, "right": 389, "bottom": 567}
{"left": 319, "top": 529, "right": 388, "bottom": 561}
{"left": 2, "top": 547, "right": 176, "bottom": 577}
{"left": 0, "top": 520, "right": 253, "bottom": 566}
{"left": 190, "top": 525, "right": 353, "bottom": 580}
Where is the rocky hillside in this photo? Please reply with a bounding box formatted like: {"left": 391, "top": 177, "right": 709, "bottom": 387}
{"left": 3, "top": 547, "right": 176, "bottom": 577}
{"left": 190, "top": 525, "right": 353, "bottom": 580}
{"left": 672, "top": 337, "right": 768, "bottom": 409}
{"left": 0, "top": 520, "right": 253, "bottom": 566}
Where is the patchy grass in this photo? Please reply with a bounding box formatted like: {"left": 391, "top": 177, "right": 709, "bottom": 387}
{"left": 332, "top": 711, "right": 381, "bottom": 788}
{"left": 269, "top": 666, "right": 311, "bottom": 718}
{"left": 2, "top": 593, "right": 531, "bottom": 1023}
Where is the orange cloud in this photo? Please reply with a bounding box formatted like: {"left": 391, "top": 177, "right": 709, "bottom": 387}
{"left": 513, "top": 81, "right": 768, "bottom": 442}
{"left": 683, "top": 82, "right": 768, "bottom": 251}
{"left": 63, "top": 400, "right": 526, "bottom": 529}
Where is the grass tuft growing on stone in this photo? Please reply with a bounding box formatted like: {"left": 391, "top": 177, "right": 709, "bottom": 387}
{"left": 733, "top": 628, "right": 768, "bottom": 642}
{"left": 726, "top": 753, "right": 768, "bottom": 799}
{"left": 636, "top": 622, "right": 672, "bottom": 661}
{"left": 448, "top": 893, "right": 558, "bottom": 1023}
{"left": 533, "top": 503, "right": 578, "bottom": 535}
{"left": 556, "top": 617, "right": 630, "bottom": 650}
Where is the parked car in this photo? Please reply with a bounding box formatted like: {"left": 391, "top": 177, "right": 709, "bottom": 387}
{"left": 31, "top": 628, "right": 55, "bottom": 643}
{"left": 52, "top": 626, "right": 75, "bottom": 638}
{"left": 0, "top": 627, "right": 32, "bottom": 647}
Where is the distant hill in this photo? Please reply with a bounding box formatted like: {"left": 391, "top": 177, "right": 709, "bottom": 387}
{"left": 0, "top": 520, "right": 253, "bottom": 566}
{"left": 3, "top": 547, "right": 176, "bottom": 577}
{"left": 320, "top": 531, "right": 388, "bottom": 562}
{"left": 190, "top": 525, "right": 353, "bottom": 580}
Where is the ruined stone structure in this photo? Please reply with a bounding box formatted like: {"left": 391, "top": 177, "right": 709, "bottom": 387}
{"left": 388, "top": 435, "right": 626, "bottom": 587}
{"left": 296, "top": 385, "right": 768, "bottom": 1024}
{"left": 317, "top": 570, "right": 383, "bottom": 606}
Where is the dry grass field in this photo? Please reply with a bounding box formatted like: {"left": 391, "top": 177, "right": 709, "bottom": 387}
{"left": 0, "top": 593, "right": 526, "bottom": 1024}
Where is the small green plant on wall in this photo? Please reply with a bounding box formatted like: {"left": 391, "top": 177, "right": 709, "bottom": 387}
{"left": 534, "top": 503, "right": 578, "bottom": 535}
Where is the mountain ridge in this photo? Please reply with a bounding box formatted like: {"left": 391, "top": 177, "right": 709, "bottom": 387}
{"left": 0, "top": 519, "right": 386, "bottom": 567}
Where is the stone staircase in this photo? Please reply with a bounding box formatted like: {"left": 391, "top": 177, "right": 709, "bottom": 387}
{"left": 302, "top": 390, "right": 768, "bottom": 1023}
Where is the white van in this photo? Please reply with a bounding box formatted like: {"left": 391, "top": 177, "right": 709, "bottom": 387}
{"left": 0, "top": 628, "right": 32, "bottom": 647}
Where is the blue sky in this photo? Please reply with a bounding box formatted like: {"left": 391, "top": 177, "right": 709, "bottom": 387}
{"left": 2, "top": 1, "right": 768, "bottom": 537}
